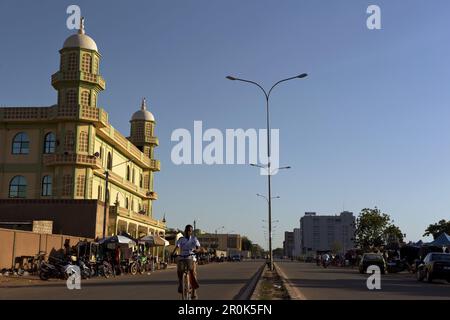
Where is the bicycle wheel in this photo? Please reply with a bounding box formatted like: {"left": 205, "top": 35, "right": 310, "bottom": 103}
{"left": 130, "top": 262, "right": 138, "bottom": 275}
{"left": 182, "top": 272, "right": 191, "bottom": 300}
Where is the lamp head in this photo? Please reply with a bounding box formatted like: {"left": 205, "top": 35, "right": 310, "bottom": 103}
{"left": 226, "top": 76, "right": 237, "bottom": 81}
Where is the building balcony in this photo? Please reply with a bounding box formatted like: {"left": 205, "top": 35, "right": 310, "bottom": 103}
{"left": 106, "top": 171, "right": 157, "bottom": 200}
{"left": 97, "top": 126, "right": 160, "bottom": 171}
{"left": 51, "top": 71, "right": 106, "bottom": 90}
{"left": 43, "top": 153, "right": 102, "bottom": 169}
{"left": 149, "top": 159, "right": 160, "bottom": 172}
{"left": 109, "top": 205, "right": 166, "bottom": 228}
{"left": 145, "top": 191, "right": 158, "bottom": 200}
{"left": 0, "top": 105, "right": 108, "bottom": 128}
{"left": 146, "top": 136, "right": 159, "bottom": 146}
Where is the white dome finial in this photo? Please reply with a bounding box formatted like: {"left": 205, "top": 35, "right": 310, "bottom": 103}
{"left": 141, "top": 97, "right": 147, "bottom": 110}
{"left": 79, "top": 17, "right": 85, "bottom": 35}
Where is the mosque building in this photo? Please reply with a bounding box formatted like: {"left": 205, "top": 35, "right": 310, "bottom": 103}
{"left": 0, "top": 18, "right": 165, "bottom": 239}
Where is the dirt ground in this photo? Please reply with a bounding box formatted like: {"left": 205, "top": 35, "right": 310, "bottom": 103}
{"left": 252, "top": 267, "right": 290, "bottom": 300}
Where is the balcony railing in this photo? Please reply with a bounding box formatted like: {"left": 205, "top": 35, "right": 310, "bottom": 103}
{"left": 110, "top": 205, "right": 166, "bottom": 228}
{"left": 51, "top": 71, "right": 106, "bottom": 90}
{"left": 0, "top": 105, "right": 108, "bottom": 128}
{"left": 98, "top": 126, "right": 161, "bottom": 171}
{"left": 149, "top": 159, "right": 160, "bottom": 171}
{"left": 43, "top": 153, "right": 102, "bottom": 168}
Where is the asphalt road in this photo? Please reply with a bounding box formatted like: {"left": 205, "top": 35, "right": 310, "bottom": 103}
{"left": 276, "top": 261, "right": 450, "bottom": 300}
{"left": 0, "top": 261, "right": 264, "bottom": 300}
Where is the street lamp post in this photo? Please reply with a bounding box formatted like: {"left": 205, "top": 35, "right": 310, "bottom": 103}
{"left": 102, "top": 158, "right": 133, "bottom": 238}
{"left": 226, "top": 73, "right": 307, "bottom": 270}
{"left": 215, "top": 226, "right": 225, "bottom": 253}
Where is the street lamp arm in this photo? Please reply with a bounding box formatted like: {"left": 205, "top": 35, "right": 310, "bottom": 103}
{"left": 226, "top": 76, "right": 268, "bottom": 100}
{"left": 267, "top": 74, "right": 307, "bottom": 98}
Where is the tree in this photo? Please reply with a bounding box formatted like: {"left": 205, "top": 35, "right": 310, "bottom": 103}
{"left": 241, "top": 236, "right": 253, "bottom": 251}
{"left": 354, "top": 207, "right": 391, "bottom": 250}
{"left": 331, "top": 241, "right": 343, "bottom": 254}
{"left": 383, "top": 224, "right": 404, "bottom": 244}
{"left": 423, "top": 220, "right": 450, "bottom": 239}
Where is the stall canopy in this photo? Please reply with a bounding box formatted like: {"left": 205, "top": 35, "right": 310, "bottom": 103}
{"left": 98, "top": 235, "right": 136, "bottom": 245}
{"left": 139, "top": 234, "right": 169, "bottom": 247}
{"left": 429, "top": 233, "right": 450, "bottom": 246}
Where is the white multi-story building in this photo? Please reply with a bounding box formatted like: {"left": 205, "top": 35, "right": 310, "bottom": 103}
{"left": 300, "top": 211, "right": 355, "bottom": 256}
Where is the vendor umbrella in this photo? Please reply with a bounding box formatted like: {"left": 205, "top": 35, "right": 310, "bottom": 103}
{"left": 139, "top": 234, "right": 169, "bottom": 247}
{"left": 97, "top": 235, "right": 136, "bottom": 245}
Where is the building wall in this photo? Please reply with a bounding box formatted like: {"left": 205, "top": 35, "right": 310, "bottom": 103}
{"left": 301, "top": 211, "right": 355, "bottom": 255}
{"left": 0, "top": 227, "right": 93, "bottom": 270}
{"left": 0, "top": 125, "right": 57, "bottom": 199}
{"left": 0, "top": 199, "right": 103, "bottom": 238}
{"left": 197, "top": 233, "right": 242, "bottom": 251}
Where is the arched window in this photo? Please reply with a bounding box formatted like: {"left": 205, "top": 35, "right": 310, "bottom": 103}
{"left": 107, "top": 152, "right": 112, "bottom": 170}
{"left": 131, "top": 199, "right": 134, "bottom": 212}
{"left": 66, "top": 89, "right": 77, "bottom": 106}
{"left": 126, "top": 166, "right": 130, "bottom": 181}
{"left": 12, "top": 132, "right": 30, "bottom": 154}
{"left": 41, "top": 175, "right": 52, "bottom": 196}
{"left": 43, "top": 132, "right": 56, "bottom": 154}
{"left": 81, "top": 53, "right": 91, "bottom": 73}
{"left": 78, "top": 131, "right": 88, "bottom": 152}
{"left": 9, "top": 176, "right": 27, "bottom": 198}
{"left": 132, "top": 169, "right": 135, "bottom": 184}
{"left": 139, "top": 174, "right": 143, "bottom": 188}
{"left": 81, "top": 91, "right": 90, "bottom": 106}
{"left": 125, "top": 197, "right": 129, "bottom": 209}
{"left": 67, "top": 53, "right": 77, "bottom": 71}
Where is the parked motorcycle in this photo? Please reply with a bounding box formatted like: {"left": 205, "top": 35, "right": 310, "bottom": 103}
{"left": 97, "top": 260, "right": 114, "bottom": 278}
{"left": 39, "top": 257, "right": 74, "bottom": 280}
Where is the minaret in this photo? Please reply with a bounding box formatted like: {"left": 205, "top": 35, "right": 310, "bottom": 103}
{"left": 129, "top": 98, "right": 159, "bottom": 159}
{"left": 50, "top": 17, "right": 105, "bottom": 200}
{"left": 52, "top": 17, "right": 105, "bottom": 109}
{"left": 129, "top": 98, "right": 160, "bottom": 218}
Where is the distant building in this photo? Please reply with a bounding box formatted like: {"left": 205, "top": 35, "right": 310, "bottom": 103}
{"left": 283, "top": 231, "right": 295, "bottom": 258}
{"left": 300, "top": 211, "right": 355, "bottom": 256}
{"left": 196, "top": 232, "right": 242, "bottom": 253}
{"left": 293, "top": 228, "right": 302, "bottom": 258}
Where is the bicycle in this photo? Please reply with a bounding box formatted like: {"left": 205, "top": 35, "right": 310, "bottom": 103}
{"left": 174, "top": 253, "right": 197, "bottom": 300}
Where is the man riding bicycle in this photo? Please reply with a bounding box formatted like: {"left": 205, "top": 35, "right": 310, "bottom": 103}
{"left": 171, "top": 225, "right": 201, "bottom": 299}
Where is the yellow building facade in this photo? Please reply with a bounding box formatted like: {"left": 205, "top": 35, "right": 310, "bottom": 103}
{"left": 0, "top": 20, "right": 165, "bottom": 239}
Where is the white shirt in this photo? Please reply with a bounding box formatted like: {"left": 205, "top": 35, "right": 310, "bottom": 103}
{"left": 176, "top": 236, "right": 201, "bottom": 261}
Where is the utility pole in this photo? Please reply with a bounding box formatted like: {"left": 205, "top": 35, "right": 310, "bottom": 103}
{"left": 102, "top": 170, "right": 109, "bottom": 238}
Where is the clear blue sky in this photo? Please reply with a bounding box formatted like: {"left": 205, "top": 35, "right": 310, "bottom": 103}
{"left": 1, "top": 0, "right": 450, "bottom": 249}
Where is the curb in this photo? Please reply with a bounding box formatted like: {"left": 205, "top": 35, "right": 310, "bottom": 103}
{"left": 274, "top": 263, "right": 307, "bottom": 300}
{"left": 233, "top": 262, "right": 266, "bottom": 300}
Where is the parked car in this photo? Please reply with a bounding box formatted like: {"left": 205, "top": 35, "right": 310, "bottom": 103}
{"left": 231, "top": 255, "right": 241, "bottom": 262}
{"left": 359, "top": 253, "right": 386, "bottom": 274}
{"left": 416, "top": 252, "right": 450, "bottom": 283}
